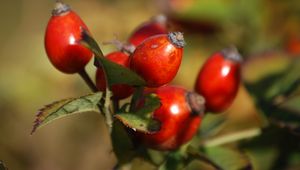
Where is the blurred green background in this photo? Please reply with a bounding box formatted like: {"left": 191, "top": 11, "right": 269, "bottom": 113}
{"left": 0, "top": 0, "right": 300, "bottom": 169}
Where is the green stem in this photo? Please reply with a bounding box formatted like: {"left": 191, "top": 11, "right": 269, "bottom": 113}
{"left": 78, "top": 68, "right": 112, "bottom": 133}
{"left": 202, "top": 128, "right": 261, "bottom": 147}
{"left": 80, "top": 30, "right": 114, "bottom": 132}
{"left": 104, "top": 88, "right": 113, "bottom": 133}
{"left": 273, "top": 90, "right": 300, "bottom": 107}
{"left": 78, "top": 69, "right": 112, "bottom": 131}
{"left": 78, "top": 69, "right": 98, "bottom": 92}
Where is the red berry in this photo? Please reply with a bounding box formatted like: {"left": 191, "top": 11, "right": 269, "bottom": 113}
{"left": 135, "top": 85, "right": 205, "bottom": 150}
{"left": 130, "top": 32, "right": 185, "bottom": 87}
{"left": 285, "top": 35, "right": 300, "bottom": 56}
{"left": 195, "top": 47, "right": 242, "bottom": 113}
{"left": 44, "top": 2, "right": 93, "bottom": 74}
{"left": 129, "top": 15, "right": 168, "bottom": 47}
{"left": 96, "top": 51, "right": 134, "bottom": 100}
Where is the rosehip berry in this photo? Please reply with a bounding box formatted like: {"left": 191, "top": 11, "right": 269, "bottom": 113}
{"left": 130, "top": 32, "right": 185, "bottom": 87}
{"left": 135, "top": 85, "right": 205, "bottom": 150}
{"left": 96, "top": 51, "right": 134, "bottom": 100}
{"left": 44, "top": 1, "right": 93, "bottom": 74}
{"left": 195, "top": 47, "right": 242, "bottom": 113}
{"left": 285, "top": 35, "right": 300, "bottom": 56}
{"left": 128, "top": 15, "right": 168, "bottom": 47}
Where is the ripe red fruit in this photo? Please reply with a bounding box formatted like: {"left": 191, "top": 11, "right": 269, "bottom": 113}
{"left": 96, "top": 51, "right": 134, "bottom": 100}
{"left": 134, "top": 85, "right": 205, "bottom": 150}
{"left": 130, "top": 32, "right": 185, "bottom": 87}
{"left": 285, "top": 36, "right": 300, "bottom": 56}
{"left": 128, "top": 15, "right": 168, "bottom": 47}
{"left": 195, "top": 47, "right": 242, "bottom": 113}
{"left": 44, "top": 2, "right": 93, "bottom": 74}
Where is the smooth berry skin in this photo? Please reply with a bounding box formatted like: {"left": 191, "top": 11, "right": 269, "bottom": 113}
{"left": 135, "top": 85, "right": 205, "bottom": 150}
{"left": 96, "top": 52, "right": 134, "bottom": 100}
{"left": 129, "top": 15, "right": 168, "bottom": 47}
{"left": 130, "top": 32, "right": 184, "bottom": 87}
{"left": 285, "top": 36, "right": 300, "bottom": 56}
{"left": 44, "top": 3, "right": 93, "bottom": 74}
{"left": 195, "top": 47, "right": 242, "bottom": 113}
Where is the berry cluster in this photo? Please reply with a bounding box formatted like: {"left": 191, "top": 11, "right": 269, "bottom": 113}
{"left": 44, "top": 1, "right": 242, "bottom": 151}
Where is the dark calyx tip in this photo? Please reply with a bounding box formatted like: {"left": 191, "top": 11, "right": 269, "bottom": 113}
{"left": 221, "top": 46, "right": 243, "bottom": 63}
{"left": 168, "top": 32, "right": 186, "bottom": 48}
{"left": 186, "top": 92, "right": 205, "bottom": 116}
{"left": 52, "top": 1, "right": 71, "bottom": 16}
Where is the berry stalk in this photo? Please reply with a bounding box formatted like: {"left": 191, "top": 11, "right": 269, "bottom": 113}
{"left": 78, "top": 69, "right": 98, "bottom": 92}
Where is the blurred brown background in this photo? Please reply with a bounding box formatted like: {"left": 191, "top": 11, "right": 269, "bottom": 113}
{"left": 0, "top": 0, "right": 299, "bottom": 169}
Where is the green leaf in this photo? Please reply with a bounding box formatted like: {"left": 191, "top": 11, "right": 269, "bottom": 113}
{"left": 115, "top": 93, "right": 161, "bottom": 133}
{"left": 158, "top": 151, "right": 185, "bottom": 170}
{"left": 259, "top": 100, "right": 300, "bottom": 130}
{"left": 179, "top": 1, "right": 235, "bottom": 23}
{"left": 130, "top": 157, "right": 158, "bottom": 170}
{"left": 245, "top": 71, "right": 287, "bottom": 101}
{"left": 198, "top": 114, "right": 226, "bottom": 138}
{"left": 288, "top": 152, "right": 300, "bottom": 168}
{"left": 80, "top": 28, "right": 104, "bottom": 58}
{"left": 243, "top": 53, "right": 292, "bottom": 101}
{"left": 186, "top": 146, "right": 222, "bottom": 170}
{"left": 119, "top": 102, "right": 131, "bottom": 113}
{"left": 129, "top": 86, "right": 144, "bottom": 112}
{"left": 111, "top": 121, "right": 136, "bottom": 166}
{"left": 245, "top": 60, "right": 300, "bottom": 102}
{"left": 280, "top": 95, "right": 300, "bottom": 111}
{"left": 201, "top": 128, "right": 261, "bottom": 147}
{"left": 265, "top": 61, "right": 300, "bottom": 100}
{"left": 147, "top": 149, "right": 168, "bottom": 166}
{"left": 185, "top": 160, "right": 218, "bottom": 170}
{"left": 276, "top": 95, "right": 300, "bottom": 135}
{"left": 246, "top": 80, "right": 300, "bottom": 134}
{"left": 80, "top": 29, "right": 146, "bottom": 87}
{"left": 245, "top": 59, "right": 300, "bottom": 132}
{"left": 97, "top": 56, "right": 146, "bottom": 86}
{"left": 31, "top": 93, "right": 102, "bottom": 134}
{"left": 240, "top": 126, "right": 296, "bottom": 170}
{"left": 245, "top": 146, "right": 278, "bottom": 170}
{"left": 204, "top": 146, "right": 251, "bottom": 170}
{"left": 136, "top": 93, "right": 161, "bottom": 115}
{"left": 115, "top": 113, "right": 160, "bottom": 134}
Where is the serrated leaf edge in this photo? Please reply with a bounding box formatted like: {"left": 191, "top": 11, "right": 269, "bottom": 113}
{"left": 31, "top": 93, "right": 102, "bottom": 134}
